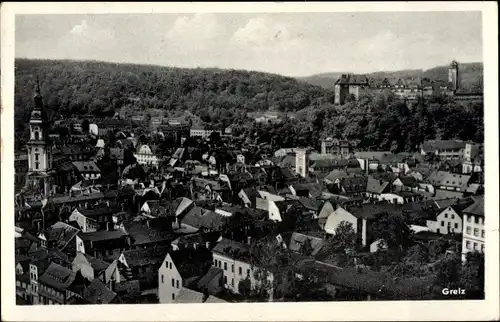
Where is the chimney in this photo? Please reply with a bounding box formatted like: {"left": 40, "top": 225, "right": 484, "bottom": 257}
{"left": 205, "top": 241, "right": 210, "bottom": 249}
{"left": 247, "top": 236, "right": 252, "bottom": 245}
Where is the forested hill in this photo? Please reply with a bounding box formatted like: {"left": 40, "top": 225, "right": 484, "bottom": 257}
{"left": 300, "top": 63, "right": 484, "bottom": 90}
{"left": 15, "top": 59, "right": 331, "bottom": 123}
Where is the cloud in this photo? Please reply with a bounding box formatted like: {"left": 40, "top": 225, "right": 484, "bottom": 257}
{"left": 231, "top": 17, "right": 305, "bottom": 49}
{"left": 164, "top": 13, "right": 223, "bottom": 46}
{"left": 70, "top": 20, "right": 89, "bottom": 35}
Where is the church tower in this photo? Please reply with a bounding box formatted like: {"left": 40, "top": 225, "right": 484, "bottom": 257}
{"left": 25, "top": 78, "right": 53, "bottom": 196}
{"left": 295, "top": 148, "right": 308, "bottom": 178}
{"left": 448, "top": 60, "right": 460, "bottom": 92}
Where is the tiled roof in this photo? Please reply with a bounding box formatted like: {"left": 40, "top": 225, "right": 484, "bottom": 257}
{"left": 366, "top": 176, "right": 390, "bottom": 194}
{"left": 169, "top": 248, "right": 213, "bottom": 279}
{"left": 83, "top": 278, "right": 117, "bottom": 304}
{"left": 72, "top": 161, "right": 101, "bottom": 173}
{"left": 121, "top": 245, "right": 170, "bottom": 267}
{"left": 212, "top": 238, "right": 251, "bottom": 263}
{"left": 421, "top": 140, "right": 467, "bottom": 152}
{"left": 346, "top": 203, "right": 403, "bottom": 220}
{"left": 196, "top": 267, "right": 223, "bottom": 292}
{"left": 174, "top": 288, "right": 205, "bottom": 303}
{"left": 123, "top": 220, "right": 174, "bottom": 246}
{"left": 335, "top": 74, "right": 370, "bottom": 85}
{"left": 462, "top": 195, "right": 484, "bottom": 217}
{"left": 39, "top": 262, "right": 76, "bottom": 292}
{"left": 340, "top": 176, "right": 368, "bottom": 193}
{"left": 79, "top": 230, "right": 129, "bottom": 242}
{"left": 182, "top": 206, "right": 226, "bottom": 231}
{"left": 44, "top": 221, "right": 81, "bottom": 250}
{"left": 427, "top": 171, "right": 471, "bottom": 190}
{"left": 288, "top": 232, "right": 325, "bottom": 256}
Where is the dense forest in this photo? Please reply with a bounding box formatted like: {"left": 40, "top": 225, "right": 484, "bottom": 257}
{"left": 300, "top": 63, "right": 484, "bottom": 91}
{"left": 15, "top": 59, "right": 483, "bottom": 153}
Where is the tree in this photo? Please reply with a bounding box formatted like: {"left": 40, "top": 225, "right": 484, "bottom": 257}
{"left": 433, "top": 253, "right": 462, "bottom": 289}
{"left": 460, "top": 252, "right": 484, "bottom": 299}
{"left": 238, "top": 277, "right": 252, "bottom": 298}
{"left": 372, "top": 212, "right": 413, "bottom": 251}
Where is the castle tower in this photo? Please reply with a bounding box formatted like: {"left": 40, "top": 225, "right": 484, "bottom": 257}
{"left": 25, "top": 78, "right": 53, "bottom": 196}
{"left": 448, "top": 60, "right": 460, "bottom": 92}
{"left": 295, "top": 148, "right": 308, "bottom": 178}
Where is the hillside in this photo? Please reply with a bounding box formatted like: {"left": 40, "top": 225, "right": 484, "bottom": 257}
{"left": 300, "top": 63, "right": 484, "bottom": 91}
{"left": 14, "top": 58, "right": 332, "bottom": 128}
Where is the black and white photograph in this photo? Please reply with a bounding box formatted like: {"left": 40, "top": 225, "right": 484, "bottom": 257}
{"left": 1, "top": 2, "right": 498, "bottom": 321}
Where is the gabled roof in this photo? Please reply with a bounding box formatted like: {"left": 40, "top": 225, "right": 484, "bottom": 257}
{"left": 427, "top": 171, "right": 471, "bottom": 190}
{"left": 346, "top": 203, "right": 403, "bottom": 220}
{"left": 83, "top": 278, "right": 117, "bottom": 304}
{"left": 212, "top": 238, "right": 251, "bottom": 263}
{"left": 421, "top": 140, "right": 467, "bottom": 152}
{"left": 366, "top": 176, "right": 390, "bottom": 194}
{"left": 196, "top": 266, "right": 223, "bottom": 292}
{"left": 123, "top": 220, "right": 174, "bottom": 246}
{"left": 39, "top": 262, "right": 77, "bottom": 292}
{"left": 72, "top": 161, "right": 101, "bottom": 173}
{"left": 79, "top": 230, "right": 129, "bottom": 242}
{"left": 288, "top": 232, "right": 325, "bottom": 256}
{"left": 462, "top": 195, "right": 484, "bottom": 217}
{"left": 339, "top": 176, "right": 368, "bottom": 193}
{"left": 121, "top": 245, "right": 170, "bottom": 267}
{"left": 174, "top": 288, "right": 205, "bottom": 303}
{"left": 169, "top": 248, "right": 213, "bottom": 279}
{"left": 44, "top": 221, "right": 80, "bottom": 250}
{"left": 182, "top": 206, "right": 226, "bottom": 231}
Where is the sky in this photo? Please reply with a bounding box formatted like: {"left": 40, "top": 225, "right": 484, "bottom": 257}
{"left": 15, "top": 12, "right": 483, "bottom": 77}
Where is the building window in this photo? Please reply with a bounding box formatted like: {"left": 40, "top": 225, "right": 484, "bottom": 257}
{"left": 171, "top": 278, "right": 175, "bottom": 287}
{"left": 35, "top": 153, "right": 40, "bottom": 161}
{"left": 176, "top": 280, "right": 179, "bottom": 289}
{"left": 224, "top": 262, "right": 227, "bottom": 271}
{"left": 451, "top": 214, "right": 455, "bottom": 219}
{"left": 223, "top": 276, "right": 227, "bottom": 284}
{"left": 247, "top": 269, "right": 250, "bottom": 276}
{"left": 169, "top": 262, "right": 172, "bottom": 269}
{"left": 482, "top": 230, "right": 485, "bottom": 238}
{"left": 466, "top": 241, "right": 471, "bottom": 249}
{"left": 481, "top": 244, "right": 485, "bottom": 253}
{"left": 231, "top": 264, "right": 234, "bottom": 273}
{"left": 466, "top": 226, "right": 471, "bottom": 234}
{"left": 444, "top": 213, "right": 448, "bottom": 218}
{"left": 467, "top": 216, "right": 472, "bottom": 223}
{"left": 172, "top": 293, "right": 175, "bottom": 300}
{"left": 474, "top": 216, "right": 479, "bottom": 224}
{"left": 231, "top": 278, "right": 234, "bottom": 286}
{"left": 474, "top": 228, "right": 479, "bottom": 237}
{"left": 454, "top": 223, "right": 458, "bottom": 229}
{"left": 213, "top": 260, "right": 217, "bottom": 267}
{"left": 440, "top": 221, "right": 444, "bottom": 227}
{"left": 161, "top": 275, "right": 164, "bottom": 283}
{"left": 473, "top": 242, "right": 478, "bottom": 250}
{"left": 447, "top": 222, "right": 451, "bottom": 227}
{"left": 239, "top": 267, "right": 242, "bottom": 276}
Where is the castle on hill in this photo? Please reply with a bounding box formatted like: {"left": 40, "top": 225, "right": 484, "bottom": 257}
{"left": 333, "top": 60, "right": 483, "bottom": 105}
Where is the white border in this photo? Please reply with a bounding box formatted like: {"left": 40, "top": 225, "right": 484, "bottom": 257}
{"left": 1, "top": 2, "right": 499, "bottom": 321}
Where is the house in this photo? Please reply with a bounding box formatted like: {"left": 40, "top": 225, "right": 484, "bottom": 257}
{"left": 334, "top": 74, "right": 370, "bottom": 105}
{"left": 134, "top": 144, "right": 159, "bottom": 166}
{"left": 320, "top": 138, "right": 354, "bottom": 157}
{"left": 354, "top": 151, "right": 394, "bottom": 172}
{"left": 179, "top": 206, "right": 226, "bottom": 233}
{"left": 36, "top": 262, "right": 80, "bottom": 304}
{"left": 324, "top": 169, "right": 349, "bottom": 185}
{"left": 158, "top": 249, "right": 213, "bottom": 303}
{"left": 71, "top": 252, "right": 111, "bottom": 282}
{"left": 429, "top": 199, "right": 475, "bottom": 235}
{"left": 286, "top": 232, "right": 325, "bottom": 256}
{"left": 238, "top": 187, "right": 259, "bottom": 208}
{"left": 323, "top": 204, "right": 402, "bottom": 246}
{"left": 78, "top": 230, "right": 130, "bottom": 262}
{"left": 69, "top": 205, "right": 121, "bottom": 232}
{"left": 461, "top": 195, "right": 485, "bottom": 261}
{"left": 190, "top": 126, "right": 221, "bottom": 139}
{"left": 117, "top": 245, "right": 171, "bottom": 291}
{"left": 82, "top": 278, "right": 117, "bottom": 304}
{"left": 43, "top": 221, "right": 81, "bottom": 252}
{"left": 420, "top": 140, "right": 467, "bottom": 159}
{"left": 72, "top": 161, "right": 101, "bottom": 180}
{"left": 211, "top": 238, "right": 273, "bottom": 295}
{"left": 427, "top": 171, "right": 471, "bottom": 197}
{"left": 317, "top": 200, "right": 336, "bottom": 228}
{"left": 365, "top": 176, "right": 390, "bottom": 199}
